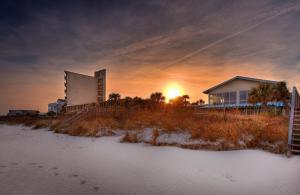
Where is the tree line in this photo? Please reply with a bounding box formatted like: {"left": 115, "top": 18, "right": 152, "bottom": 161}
{"left": 104, "top": 81, "right": 290, "bottom": 111}
{"left": 248, "top": 81, "right": 290, "bottom": 108}
{"left": 107, "top": 92, "right": 205, "bottom": 109}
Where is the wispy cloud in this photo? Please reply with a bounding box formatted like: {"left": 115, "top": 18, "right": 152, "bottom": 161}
{"left": 0, "top": 0, "right": 300, "bottom": 114}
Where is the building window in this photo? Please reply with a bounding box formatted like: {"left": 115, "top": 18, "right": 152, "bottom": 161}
{"left": 229, "top": 91, "right": 237, "bottom": 104}
{"left": 210, "top": 93, "right": 223, "bottom": 105}
{"left": 217, "top": 93, "right": 224, "bottom": 104}
{"left": 224, "top": 92, "right": 230, "bottom": 104}
{"left": 239, "top": 90, "right": 248, "bottom": 104}
{"left": 210, "top": 92, "right": 236, "bottom": 105}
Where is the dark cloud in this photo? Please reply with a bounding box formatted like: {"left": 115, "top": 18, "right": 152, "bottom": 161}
{"left": 0, "top": 0, "right": 300, "bottom": 114}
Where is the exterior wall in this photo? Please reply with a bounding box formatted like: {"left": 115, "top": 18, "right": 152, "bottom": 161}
{"left": 65, "top": 72, "right": 98, "bottom": 106}
{"left": 209, "top": 79, "right": 259, "bottom": 93}
{"left": 94, "top": 69, "right": 106, "bottom": 102}
{"left": 48, "top": 99, "right": 66, "bottom": 114}
{"left": 208, "top": 79, "right": 261, "bottom": 106}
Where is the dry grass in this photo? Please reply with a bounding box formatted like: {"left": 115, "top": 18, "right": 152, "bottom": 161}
{"left": 1, "top": 117, "right": 56, "bottom": 129}
{"left": 187, "top": 112, "right": 288, "bottom": 153}
{"left": 2, "top": 108, "right": 289, "bottom": 153}
{"left": 56, "top": 109, "right": 288, "bottom": 152}
{"left": 121, "top": 132, "right": 139, "bottom": 143}
{"left": 152, "top": 129, "right": 160, "bottom": 145}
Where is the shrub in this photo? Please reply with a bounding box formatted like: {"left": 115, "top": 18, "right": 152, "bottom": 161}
{"left": 152, "top": 129, "right": 160, "bottom": 145}
{"left": 122, "top": 132, "right": 139, "bottom": 143}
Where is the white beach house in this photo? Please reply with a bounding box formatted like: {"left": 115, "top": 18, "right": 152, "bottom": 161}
{"left": 203, "top": 76, "right": 280, "bottom": 108}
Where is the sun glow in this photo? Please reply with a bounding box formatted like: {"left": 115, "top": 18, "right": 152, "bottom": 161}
{"left": 165, "top": 84, "right": 183, "bottom": 102}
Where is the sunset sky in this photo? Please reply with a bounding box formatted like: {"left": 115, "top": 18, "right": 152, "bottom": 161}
{"left": 1, "top": 0, "right": 300, "bottom": 114}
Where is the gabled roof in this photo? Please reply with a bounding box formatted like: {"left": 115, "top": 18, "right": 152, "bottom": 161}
{"left": 203, "top": 76, "right": 279, "bottom": 94}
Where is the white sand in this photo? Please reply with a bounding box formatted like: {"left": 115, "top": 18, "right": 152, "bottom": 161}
{"left": 0, "top": 124, "right": 300, "bottom": 195}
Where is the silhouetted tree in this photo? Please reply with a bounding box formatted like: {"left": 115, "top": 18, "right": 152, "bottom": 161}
{"left": 149, "top": 92, "right": 165, "bottom": 109}
{"left": 270, "top": 81, "right": 290, "bottom": 107}
{"left": 182, "top": 95, "right": 190, "bottom": 106}
{"left": 199, "top": 99, "right": 205, "bottom": 105}
{"left": 133, "top": 96, "right": 143, "bottom": 106}
{"left": 109, "top": 93, "right": 121, "bottom": 107}
{"left": 123, "top": 96, "right": 133, "bottom": 109}
{"left": 248, "top": 83, "right": 273, "bottom": 107}
{"left": 248, "top": 82, "right": 290, "bottom": 110}
{"left": 150, "top": 92, "right": 165, "bottom": 104}
{"left": 170, "top": 96, "right": 185, "bottom": 107}
{"left": 109, "top": 93, "right": 121, "bottom": 102}
{"left": 192, "top": 99, "right": 205, "bottom": 106}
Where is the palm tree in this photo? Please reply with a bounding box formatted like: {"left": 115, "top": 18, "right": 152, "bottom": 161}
{"left": 199, "top": 99, "right": 205, "bottom": 105}
{"left": 271, "top": 81, "right": 290, "bottom": 107}
{"left": 109, "top": 93, "right": 121, "bottom": 101}
{"left": 170, "top": 96, "right": 185, "bottom": 107}
{"left": 109, "top": 93, "right": 121, "bottom": 105}
{"left": 150, "top": 92, "right": 165, "bottom": 104}
{"left": 124, "top": 96, "right": 133, "bottom": 109}
{"left": 248, "top": 83, "right": 273, "bottom": 107}
{"left": 182, "top": 95, "right": 190, "bottom": 106}
{"left": 150, "top": 92, "right": 166, "bottom": 109}
{"left": 133, "top": 96, "right": 143, "bottom": 106}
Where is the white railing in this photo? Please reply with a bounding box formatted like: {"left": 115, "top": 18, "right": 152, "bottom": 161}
{"left": 288, "top": 87, "right": 299, "bottom": 145}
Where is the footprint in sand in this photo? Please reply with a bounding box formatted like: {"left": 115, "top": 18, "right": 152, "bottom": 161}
{"left": 51, "top": 167, "right": 58, "bottom": 170}
{"left": 0, "top": 165, "right": 7, "bottom": 168}
{"left": 222, "top": 173, "right": 236, "bottom": 182}
{"left": 38, "top": 165, "right": 43, "bottom": 168}
{"left": 80, "top": 180, "right": 87, "bottom": 185}
{"left": 54, "top": 172, "right": 59, "bottom": 176}
{"left": 71, "top": 174, "right": 79, "bottom": 178}
{"left": 93, "top": 186, "right": 100, "bottom": 191}
{"left": 30, "top": 162, "right": 37, "bottom": 166}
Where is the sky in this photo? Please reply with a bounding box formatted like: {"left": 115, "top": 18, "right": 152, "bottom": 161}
{"left": 0, "top": 0, "right": 300, "bottom": 114}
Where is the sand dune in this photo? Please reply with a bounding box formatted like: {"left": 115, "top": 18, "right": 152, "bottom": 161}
{"left": 0, "top": 125, "right": 299, "bottom": 195}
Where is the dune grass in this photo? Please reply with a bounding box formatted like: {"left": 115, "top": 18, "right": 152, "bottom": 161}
{"left": 2, "top": 108, "right": 289, "bottom": 153}
{"left": 51, "top": 109, "right": 288, "bottom": 152}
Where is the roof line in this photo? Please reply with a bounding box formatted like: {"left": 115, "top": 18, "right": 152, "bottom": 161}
{"left": 64, "top": 69, "right": 106, "bottom": 78}
{"left": 203, "top": 76, "right": 279, "bottom": 94}
{"left": 64, "top": 70, "right": 95, "bottom": 78}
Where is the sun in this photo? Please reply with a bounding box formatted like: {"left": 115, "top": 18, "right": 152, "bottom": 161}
{"left": 167, "top": 88, "right": 180, "bottom": 99}
{"left": 165, "top": 84, "right": 183, "bottom": 101}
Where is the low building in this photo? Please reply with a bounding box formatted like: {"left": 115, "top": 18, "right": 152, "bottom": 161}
{"left": 48, "top": 99, "right": 67, "bottom": 114}
{"left": 7, "top": 110, "right": 40, "bottom": 117}
{"left": 203, "top": 76, "right": 280, "bottom": 108}
{"left": 64, "top": 69, "right": 106, "bottom": 112}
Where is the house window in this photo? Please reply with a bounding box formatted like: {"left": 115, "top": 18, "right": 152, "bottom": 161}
{"left": 224, "top": 92, "right": 230, "bottom": 104}
{"left": 229, "top": 91, "right": 237, "bottom": 104}
{"left": 210, "top": 94, "right": 218, "bottom": 105}
{"left": 210, "top": 92, "right": 237, "bottom": 105}
{"left": 215, "top": 93, "right": 222, "bottom": 105}
{"left": 210, "top": 93, "right": 222, "bottom": 105}
{"left": 239, "top": 90, "right": 248, "bottom": 104}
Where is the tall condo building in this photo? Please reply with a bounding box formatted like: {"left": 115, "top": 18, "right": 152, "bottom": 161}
{"left": 64, "top": 69, "right": 106, "bottom": 107}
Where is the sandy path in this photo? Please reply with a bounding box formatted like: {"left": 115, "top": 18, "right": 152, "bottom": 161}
{"left": 0, "top": 124, "right": 299, "bottom": 195}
